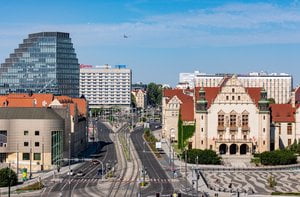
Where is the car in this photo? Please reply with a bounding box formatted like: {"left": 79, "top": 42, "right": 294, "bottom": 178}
{"left": 67, "top": 170, "right": 74, "bottom": 176}
{"left": 92, "top": 160, "right": 100, "bottom": 165}
{"left": 77, "top": 170, "right": 85, "bottom": 176}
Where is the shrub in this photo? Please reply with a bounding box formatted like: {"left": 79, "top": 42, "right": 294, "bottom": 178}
{"left": 260, "top": 150, "right": 297, "bottom": 165}
{"left": 0, "top": 167, "right": 18, "bottom": 187}
{"left": 16, "top": 182, "right": 44, "bottom": 191}
{"left": 181, "top": 149, "right": 221, "bottom": 165}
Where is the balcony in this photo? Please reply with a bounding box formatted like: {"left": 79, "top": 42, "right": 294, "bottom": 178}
{"left": 242, "top": 125, "right": 250, "bottom": 131}
{"left": 230, "top": 126, "right": 238, "bottom": 131}
{"left": 217, "top": 125, "right": 225, "bottom": 131}
{"left": 215, "top": 138, "right": 252, "bottom": 144}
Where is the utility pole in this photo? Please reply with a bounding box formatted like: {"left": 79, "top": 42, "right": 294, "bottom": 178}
{"left": 16, "top": 144, "right": 19, "bottom": 179}
{"left": 185, "top": 148, "right": 188, "bottom": 193}
{"left": 68, "top": 131, "right": 71, "bottom": 197}
{"left": 8, "top": 163, "right": 11, "bottom": 197}
{"left": 29, "top": 145, "right": 32, "bottom": 179}
{"left": 196, "top": 156, "right": 199, "bottom": 196}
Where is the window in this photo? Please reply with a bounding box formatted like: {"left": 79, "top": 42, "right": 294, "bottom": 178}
{"left": 230, "top": 115, "right": 236, "bottom": 126}
{"left": 24, "top": 142, "right": 29, "bottom": 147}
{"left": 34, "top": 153, "right": 41, "bottom": 160}
{"left": 219, "top": 135, "right": 223, "bottom": 139}
{"left": 243, "top": 135, "right": 247, "bottom": 140}
{"left": 210, "top": 145, "right": 213, "bottom": 150}
{"left": 24, "top": 131, "right": 29, "bottom": 136}
{"left": 232, "top": 96, "right": 235, "bottom": 100}
{"left": 263, "top": 140, "right": 265, "bottom": 145}
{"left": 238, "top": 96, "right": 241, "bottom": 100}
{"left": 288, "top": 139, "right": 292, "bottom": 146}
{"left": 35, "top": 131, "right": 40, "bottom": 136}
{"left": 287, "top": 123, "right": 292, "bottom": 135}
{"left": 23, "top": 153, "right": 30, "bottom": 160}
{"left": 278, "top": 124, "right": 281, "bottom": 135}
{"left": 201, "top": 128, "right": 203, "bottom": 132}
{"left": 231, "top": 135, "right": 235, "bottom": 140}
{"left": 226, "top": 96, "right": 229, "bottom": 100}
{"left": 201, "top": 140, "right": 203, "bottom": 145}
{"left": 242, "top": 115, "right": 248, "bottom": 126}
{"left": 232, "top": 88, "right": 235, "bottom": 93}
{"left": 218, "top": 115, "right": 224, "bottom": 126}
{"left": 35, "top": 142, "right": 40, "bottom": 147}
{"left": 263, "top": 128, "right": 265, "bottom": 132}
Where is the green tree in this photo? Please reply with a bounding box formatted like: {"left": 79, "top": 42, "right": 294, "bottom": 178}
{"left": 146, "top": 83, "right": 162, "bottom": 107}
{"left": 182, "top": 149, "right": 221, "bottom": 165}
{"left": 0, "top": 167, "right": 18, "bottom": 187}
{"left": 131, "top": 93, "right": 137, "bottom": 108}
{"left": 268, "top": 98, "right": 276, "bottom": 104}
{"left": 260, "top": 150, "right": 297, "bottom": 165}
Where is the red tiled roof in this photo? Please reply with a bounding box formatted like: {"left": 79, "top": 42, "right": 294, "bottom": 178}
{"left": 72, "top": 98, "right": 88, "bottom": 117}
{"left": 270, "top": 104, "right": 295, "bottom": 122}
{"left": 246, "top": 87, "right": 261, "bottom": 106}
{"left": 163, "top": 89, "right": 194, "bottom": 121}
{"left": 194, "top": 87, "right": 220, "bottom": 108}
{"left": 0, "top": 93, "right": 87, "bottom": 118}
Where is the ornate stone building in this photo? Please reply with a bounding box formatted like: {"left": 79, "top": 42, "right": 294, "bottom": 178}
{"left": 162, "top": 76, "right": 299, "bottom": 155}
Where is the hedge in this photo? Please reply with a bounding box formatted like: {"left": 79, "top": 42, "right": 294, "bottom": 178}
{"left": 181, "top": 149, "right": 221, "bottom": 165}
{"left": 260, "top": 150, "right": 297, "bottom": 165}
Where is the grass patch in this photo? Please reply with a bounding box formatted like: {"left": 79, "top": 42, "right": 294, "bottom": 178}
{"left": 272, "top": 192, "right": 300, "bottom": 196}
{"left": 139, "top": 181, "right": 149, "bottom": 187}
{"left": 16, "top": 182, "right": 44, "bottom": 192}
{"left": 118, "top": 131, "right": 131, "bottom": 161}
{"left": 144, "top": 129, "right": 161, "bottom": 158}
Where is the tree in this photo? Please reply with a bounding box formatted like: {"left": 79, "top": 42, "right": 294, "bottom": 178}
{"left": 268, "top": 98, "right": 276, "bottom": 104}
{"left": 146, "top": 83, "right": 162, "bottom": 107}
{"left": 0, "top": 167, "right": 18, "bottom": 187}
{"left": 260, "top": 150, "right": 297, "bottom": 165}
{"left": 131, "top": 93, "right": 137, "bottom": 108}
{"left": 181, "top": 149, "right": 221, "bottom": 165}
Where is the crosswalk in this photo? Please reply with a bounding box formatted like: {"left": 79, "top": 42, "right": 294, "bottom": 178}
{"left": 57, "top": 177, "right": 179, "bottom": 184}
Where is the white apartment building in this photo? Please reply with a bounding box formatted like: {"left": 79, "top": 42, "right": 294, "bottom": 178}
{"left": 80, "top": 64, "right": 131, "bottom": 109}
{"left": 179, "top": 71, "right": 293, "bottom": 104}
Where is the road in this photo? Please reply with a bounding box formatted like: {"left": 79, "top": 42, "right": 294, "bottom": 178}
{"left": 41, "top": 121, "right": 117, "bottom": 197}
{"left": 131, "top": 126, "right": 174, "bottom": 196}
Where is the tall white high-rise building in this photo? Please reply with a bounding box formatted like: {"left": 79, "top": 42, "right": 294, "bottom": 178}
{"left": 179, "top": 71, "right": 293, "bottom": 104}
{"left": 80, "top": 64, "right": 132, "bottom": 109}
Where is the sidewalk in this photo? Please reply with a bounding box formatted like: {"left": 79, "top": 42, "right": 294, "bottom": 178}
{"left": 152, "top": 129, "right": 232, "bottom": 197}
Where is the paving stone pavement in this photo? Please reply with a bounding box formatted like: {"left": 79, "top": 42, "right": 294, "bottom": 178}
{"left": 202, "top": 170, "right": 300, "bottom": 194}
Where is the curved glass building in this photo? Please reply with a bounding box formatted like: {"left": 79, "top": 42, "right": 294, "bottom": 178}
{"left": 0, "top": 32, "right": 79, "bottom": 97}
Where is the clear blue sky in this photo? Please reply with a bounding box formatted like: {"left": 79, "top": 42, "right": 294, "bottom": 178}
{"left": 1, "top": 0, "right": 300, "bottom": 86}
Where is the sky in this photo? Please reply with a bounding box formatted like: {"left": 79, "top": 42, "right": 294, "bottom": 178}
{"left": 1, "top": 0, "right": 300, "bottom": 86}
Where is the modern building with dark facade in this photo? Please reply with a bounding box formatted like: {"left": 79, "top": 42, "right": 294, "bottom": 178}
{"left": 0, "top": 32, "right": 79, "bottom": 97}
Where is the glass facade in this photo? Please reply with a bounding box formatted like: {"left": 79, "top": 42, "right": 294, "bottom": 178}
{"left": 51, "top": 130, "right": 63, "bottom": 165}
{"left": 0, "top": 32, "right": 79, "bottom": 97}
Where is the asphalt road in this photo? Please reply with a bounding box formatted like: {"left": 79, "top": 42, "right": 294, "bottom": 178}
{"left": 42, "top": 121, "right": 117, "bottom": 197}
{"left": 131, "top": 126, "right": 174, "bottom": 196}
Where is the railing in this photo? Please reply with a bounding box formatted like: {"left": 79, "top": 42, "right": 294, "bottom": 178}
{"left": 215, "top": 139, "right": 252, "bottom": 143}
{"left": 242, "top": 126, "right": 250, "bottom": 131}
{"left": 217, "top": 126, "right": 225, "bottom": 131}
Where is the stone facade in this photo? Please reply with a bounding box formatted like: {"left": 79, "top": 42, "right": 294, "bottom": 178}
{"left": 163, "top": 76, "right": 299, "bottom": 155}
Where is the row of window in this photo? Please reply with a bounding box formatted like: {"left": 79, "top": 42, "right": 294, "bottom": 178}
{"left": 24, "top": 130, "right": 40, "bottom": 136}
{"left": 24, "top": 141, "right": 40, "bottom": 147}
{"left": 22, "top": 153, "right": 41, "bottom": 161}
{"left": 218, "top": 114, "right": 249, "bottom": 127}
{"left": 278, "top": 123, "right": 293, "bottom": 135}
